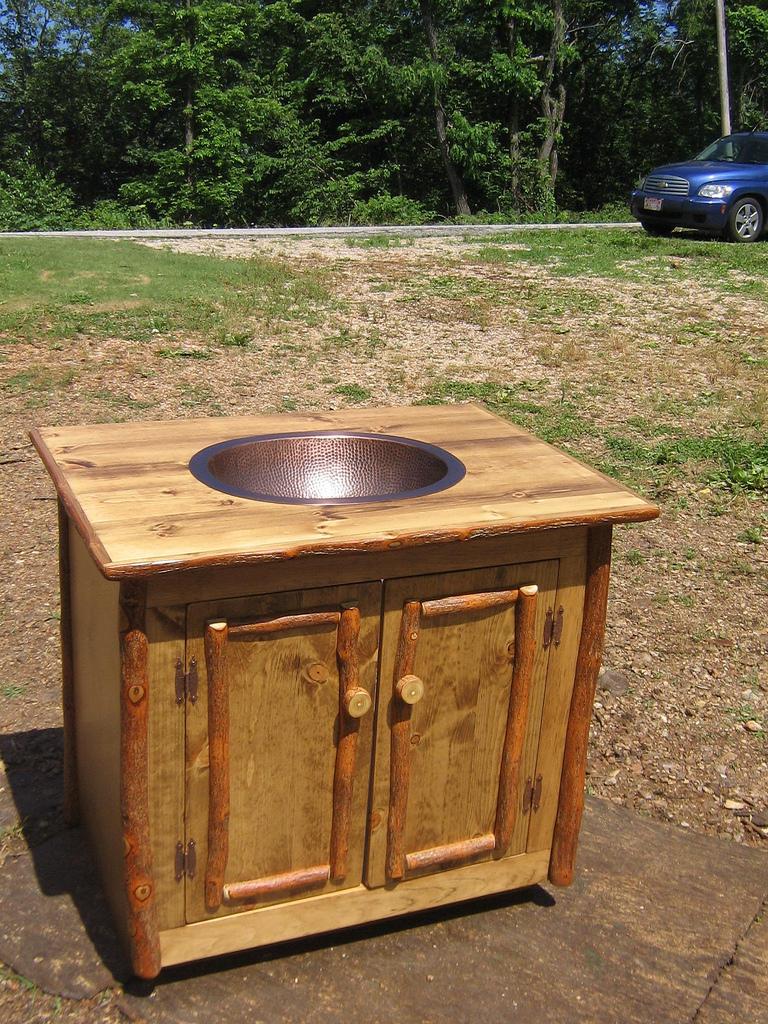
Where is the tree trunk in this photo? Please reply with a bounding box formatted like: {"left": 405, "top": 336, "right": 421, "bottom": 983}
{"left": 538, "top": 0, "right": 567, "bottom": 188}
{"left": 420, "top": 0, "right": 471, "bottom": 216}
{"left": 506, "top": 17, "right": 521, "bottom": 202}
{"left": 184, "top": 0, "right": 194, "bottom": 194}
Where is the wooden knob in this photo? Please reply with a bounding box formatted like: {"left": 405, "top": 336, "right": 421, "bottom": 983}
{"left": 344, "top": 687, "right": 372, "bottom": 719}
{"left": 396, "top": 674, "right": 424, "bottom": 705}
{"left": 306, "top": 662, "right": 329, "bottom": 683}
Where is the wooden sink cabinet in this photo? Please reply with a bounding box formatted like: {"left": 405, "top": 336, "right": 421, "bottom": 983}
{"left": 31, "top": 405, "right": 658, "bottom": 978}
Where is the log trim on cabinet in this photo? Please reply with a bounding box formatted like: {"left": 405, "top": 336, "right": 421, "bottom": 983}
{"left": 421, "top": 588, "right": 518, "bottom": 618}
{"left": 224, "top": 865, "right": 331, "bottom": 905}
{"left": 385, "top": 600, "right": 422, "bottom": 881}
{"left": 548, "top": 525, "right": 612, "bottom": 886}
{"left": 404, "top": 833, "right": 496, "bottom": 874}
{"left": 330, "top": 606, "right": 365, "bottom": 881}
{"left": 204, "top": 621, "right": 230, "bottom": 912}
{"left": 58, "top": 500, "right": 78, "bottom": 826}
{"left": 120, "top": 627, "right": 161, "bottom": 980}
{"left": 385, "top": 582, "right": 541, "bottom": 880}
{"left": 228, "top": 611, "right": 341, "bottom": 637}
{"left": 494, "top": 584, "right": 538, "bottom": 852}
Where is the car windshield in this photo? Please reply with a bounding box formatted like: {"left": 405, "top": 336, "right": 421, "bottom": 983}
{"left": 695, "top": 135, "right": 768, "bottom": 164}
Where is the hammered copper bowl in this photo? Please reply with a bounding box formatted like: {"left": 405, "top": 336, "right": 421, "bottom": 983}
{"left": 188, "top": 431, "right": 466, "bottom": 505}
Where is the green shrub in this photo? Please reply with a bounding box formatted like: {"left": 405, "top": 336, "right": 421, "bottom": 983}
{"left": 350, "top": 193, "right": 434, "bottom": 226}
{"left": 73, "top": 200, "right": 160, "bottom": 230}
{"left": 0, "top": 163, "right": 76, "bottom": 231}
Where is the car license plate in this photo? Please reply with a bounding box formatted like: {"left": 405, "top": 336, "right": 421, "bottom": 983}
{"left": 644, "top": 197, "right": 663, "bottom": 211}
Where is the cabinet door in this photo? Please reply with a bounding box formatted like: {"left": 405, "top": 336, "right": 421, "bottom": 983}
{"left": 185, "top": 582, "right": 380, "bottom": 922}
{"left": 366, "top": 561, "right": 558, "bottom": 887}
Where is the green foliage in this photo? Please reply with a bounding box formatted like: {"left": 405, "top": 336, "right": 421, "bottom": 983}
{"left": 604, "top": 435, "right": 768, "bottom": 494}
{"left": 0, "top": 0, "right": 764, "bottom": 225}
{"left": 333, "top": 383, "right": 372, "bottom": 401}
{"left": 73, "top": 201, "right": 161, "bottom": 229}
{"left": 350, "top": 194, "right": 434, "bottom": 226}
{"left": 0, "top": 164, "right": 76, "bottom": 231}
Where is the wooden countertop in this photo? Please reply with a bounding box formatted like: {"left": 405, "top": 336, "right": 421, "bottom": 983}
{"left": 31, "top": 404, "right": 659, "bottom": 579}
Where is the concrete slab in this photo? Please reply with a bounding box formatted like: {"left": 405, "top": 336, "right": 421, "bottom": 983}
{"left": 1, "top": 795, "right": 765, "bottom": 1021}
{"left": 123, "top": 798, "right": 762, "bottom": 1023}
{"left": 0, "top": 829, "right": 129, "bottom": 998}
{"left": 697, "top": 909, "right": 768, "bottom": 1023}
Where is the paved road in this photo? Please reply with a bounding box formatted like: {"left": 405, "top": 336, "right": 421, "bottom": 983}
{"left": 1, "top": 222, "right": 641, "bottom": 240}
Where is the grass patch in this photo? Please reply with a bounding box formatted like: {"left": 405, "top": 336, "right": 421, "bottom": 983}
{"left": 0, "top": 238, "right": 335, "bottom": 345}
{"left": 347, "top": 235, "right": 413, "bottom": 248}
{"left": 737, "top": 526, "right": 764, "bottom": 544}
{"left": 421, "top": 379, "right": 592, "bottom": 444}
{"left": 333, "top": 383, "right": 372, "bottom": 402}
{"left": 3, "top": 366, "right": 76, "bottom": 392}
{"left": 465, "top": 228, "right": 768, "bottom": 294}
{"left": 603, "top": 435, "right": 768, "bottom": 494}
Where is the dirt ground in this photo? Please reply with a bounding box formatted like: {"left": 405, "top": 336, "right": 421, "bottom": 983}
{"left": 0, "top": 231, "right": 766, "bottom": 1019}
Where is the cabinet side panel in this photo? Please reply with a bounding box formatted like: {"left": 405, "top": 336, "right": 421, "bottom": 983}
{"left": 145, "top": 606, "right": 186, "bottom": 929}
{"left": 68, "top": 525, "right": 127, "bottom": 944}
{"left": 526, "top": 548, "right": 587, "bottom": 851}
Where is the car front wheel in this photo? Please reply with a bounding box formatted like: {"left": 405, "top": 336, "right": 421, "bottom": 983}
{"left": 727, "top": 197, "right": 764, "bottom": 242}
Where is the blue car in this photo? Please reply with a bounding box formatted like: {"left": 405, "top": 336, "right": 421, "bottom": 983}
{"left": 631, "top": 132, "right": 768, "bottom": 242}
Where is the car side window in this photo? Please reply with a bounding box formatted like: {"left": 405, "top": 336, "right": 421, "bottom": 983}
{"left": 745, "top": 139, "right": 768, "bottom": 164}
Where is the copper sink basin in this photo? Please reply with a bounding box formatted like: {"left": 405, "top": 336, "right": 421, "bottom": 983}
{"left": 188, "top": 431, "right": 466, "bottom": 505}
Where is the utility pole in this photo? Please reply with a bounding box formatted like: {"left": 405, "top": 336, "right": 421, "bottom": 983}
{"left": 715, "top": 0, "right": 732, "bottom": 134}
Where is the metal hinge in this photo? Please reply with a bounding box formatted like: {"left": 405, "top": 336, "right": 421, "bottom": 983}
{"left": 175, "top": 839, "right": 196, "bottom": 881}
{"left": 174, "top": 657, "right": 198, "bottom": 705}
{"left": 522, "top": 775, "right": 543, "bottom": 814}
{"left": 543, "top": 607, "right": 564, "bottom": 649}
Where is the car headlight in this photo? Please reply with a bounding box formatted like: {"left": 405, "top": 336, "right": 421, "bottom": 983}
{"left": 698, "top": 183, "right": 734, "bottom": 198}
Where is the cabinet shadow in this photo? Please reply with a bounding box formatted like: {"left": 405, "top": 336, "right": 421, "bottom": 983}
{"left": 0, "top": 726, "right": 131, "bottom": 982}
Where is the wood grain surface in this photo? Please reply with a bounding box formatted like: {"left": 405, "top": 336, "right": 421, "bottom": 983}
{"left": 68, "top": 529, "right": 127, "bottom": 945}
{"left": 525, "top": 549, "right": 587, "bottom": 853}
{"left": 30, "top": 405, "right": 658, "bottom": 578}
{"left": 144, "top": 603, "right": 186, "bottom": 930}
{"left": 385, "top": 600, "right": 422, "bottom": 881}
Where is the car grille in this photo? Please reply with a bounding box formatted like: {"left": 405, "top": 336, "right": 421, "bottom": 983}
{"left": 644, "top": 174, "right": 690, "bottom": 196}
